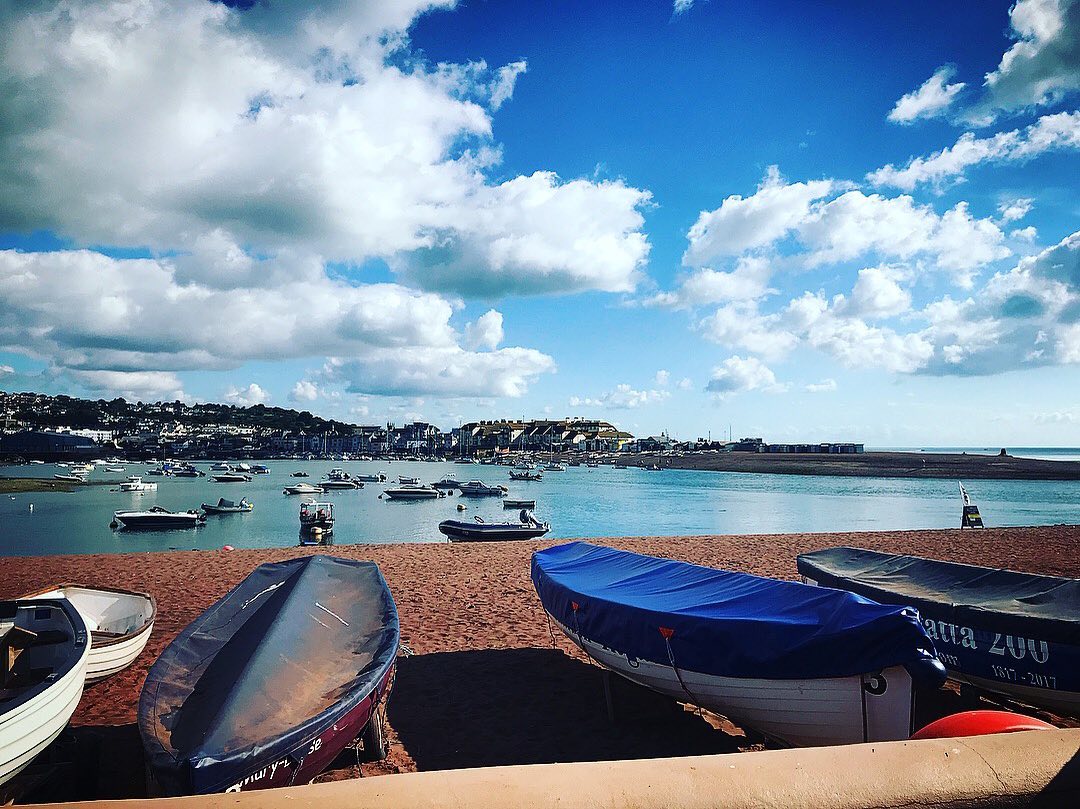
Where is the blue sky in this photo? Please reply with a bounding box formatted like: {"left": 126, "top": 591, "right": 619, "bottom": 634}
{"left": 1, "top": 0, "right": 1078, "bottom": 445}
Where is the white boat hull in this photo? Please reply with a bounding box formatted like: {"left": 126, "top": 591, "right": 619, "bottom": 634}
{"left": 0, "top": 619, "right": 90, "bottom": 786}
{"left": 549, "top": 616, "right": 917, "bottom": 747}
{"left": 26, "top": 587, "right": 155, "bottom": 684}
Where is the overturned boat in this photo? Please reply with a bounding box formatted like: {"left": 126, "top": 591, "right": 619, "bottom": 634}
{"left": 1, "top": 598, "right": 90, "bottom": 786}
{"left": 23, "top": 585, "right": 155, "bottom": 683}
{"left": 440, "top": 511, "right": 550, "bottom": 542}
{"left": 532, "top": 542, "right": 946, "bottom": 747}
{"left": 138, "top": 555, "right": 400, "bottom": 795}
{"left": 797, "top": 546, "right": 1080, "bottom": 714}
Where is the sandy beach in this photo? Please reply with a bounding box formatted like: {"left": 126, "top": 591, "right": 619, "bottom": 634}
{"left": 3, "top": 525, "right": 1078, "bottom": 801}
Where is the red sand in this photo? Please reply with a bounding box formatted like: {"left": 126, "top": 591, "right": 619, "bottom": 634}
{"left": 3, "top": 526, "right": 1078, "bottom": 798}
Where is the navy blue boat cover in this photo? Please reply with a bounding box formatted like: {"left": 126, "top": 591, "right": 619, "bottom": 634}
{"left": 797, "top": 546, "right": 1080, "bottom": 645}
{"left": 532, "top": 542, "right": 945, "bottom": 681}
{"left": 138, "top": 555, "right": 399, "bottom": 795}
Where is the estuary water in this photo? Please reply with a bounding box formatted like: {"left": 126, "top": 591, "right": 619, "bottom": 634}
{"left": 1, "top": 459, "right": 1078, "bottom": 557}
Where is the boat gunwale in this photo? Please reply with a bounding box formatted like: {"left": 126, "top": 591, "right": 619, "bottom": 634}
{"left": 18, "top": 583, "right": 158, "bottom": 650}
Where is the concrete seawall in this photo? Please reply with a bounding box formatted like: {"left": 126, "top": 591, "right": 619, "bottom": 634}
{"left": 29, "top": 730, "right": 1080, "bottom": 809}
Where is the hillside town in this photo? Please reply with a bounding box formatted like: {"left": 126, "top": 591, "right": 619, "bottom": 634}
{"left": 0, "top": 391, "right": 867, "bottom": 461}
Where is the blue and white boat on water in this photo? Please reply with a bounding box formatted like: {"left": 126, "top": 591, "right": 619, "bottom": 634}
{"left": 797, "top": 546, "right": 1080, "bottom": 714}
{"left": 532, "top": 542, "right": 946, "bottom": 747}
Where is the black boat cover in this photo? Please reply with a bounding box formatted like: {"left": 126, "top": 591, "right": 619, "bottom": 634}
{"left": 138, "top": 555, "right": 399, "bottom": 795}
{"left": 797, "top": 547, "right": 1080, "bottom": 645}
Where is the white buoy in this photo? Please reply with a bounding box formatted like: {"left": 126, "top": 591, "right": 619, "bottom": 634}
{"left": 29, "top": 503, "right": 34, "bottom": 513}
{"left": 457, "top": 503, "right": 466, "bottom": 511}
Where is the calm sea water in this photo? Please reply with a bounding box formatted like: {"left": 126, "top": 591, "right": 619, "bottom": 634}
{"left": 1, "top": 457, "right": 1078, "bottom": 557}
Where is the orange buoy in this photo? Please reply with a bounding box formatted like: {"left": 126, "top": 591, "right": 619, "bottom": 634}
{"left": 912, "top": 710, "right": 1054, "bottom": 740}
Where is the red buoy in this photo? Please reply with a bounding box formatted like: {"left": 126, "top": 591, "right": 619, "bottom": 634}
{"left": 222, "top": 544, "right": 234, "bottom": 551}
{"left": 912, "top": 710, "right": 1054, "bottom": 740}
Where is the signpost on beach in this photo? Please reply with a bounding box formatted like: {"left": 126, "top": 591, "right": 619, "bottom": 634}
{"left": 960, "top": 482, "right": 984, "bottom": 528}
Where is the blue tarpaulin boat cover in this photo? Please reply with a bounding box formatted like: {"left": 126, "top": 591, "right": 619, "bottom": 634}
{"left": 138, "top": 555, "right": 399, "bottom": 795}
{"left": 532, "top": 542, "right": 945, "bottom": 682}
{"left": 797, "top": 546, "right": 1080, "bottom": 645}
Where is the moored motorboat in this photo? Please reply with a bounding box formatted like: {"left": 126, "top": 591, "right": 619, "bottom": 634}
{"left": 250, "top": 465, "right": 270, "bottom": 475}
{"left": 431, "top": 476, "right": 463, "bottom": 490}
{"left": 457, "top": 480, "right": 507, "bottom": 497}
{"left": 383, "top": 485, "right": 441, "bottom": 500}
{"left": 138, "top": 556, "right": 399, "bottom": 795}
{"left": 209, "top": 462, "right": 232, "bottom": 472}
{"left": 440, "top": 512, "right": 550, "bottom": 542}
{"left": 509, "top": 470, "right": 542, "bottom": 481}
{"left": 397, "top": 475, "right": 420, "bottom": 485}
{"left": 22, "top": 585, "right": 155, "bottom": 683}
{"left": 0, "top": 598, "right": 90, "bottom": 786}
{"left": 532, "top": 542, "right": 946, "bottom": 747}
{"left": 299, "top": 501, "right": 334, "bottom": 536}
{"left": 113, "top": 507, "right": 205, "bottom": 529}
{"left": 353, "top": 472, "right": 387, "bottom": 483}
{"left": 797, "top": 546, "right": 1080, "bottom": 714}
{"left": 283, "top": 483, "right": 325, "bottom": 496}
{"left": 202, "top": 497, "right": 254, "bottom": 514}
{"left": 53, "top": 473, "right": 87, "bottom": 483}
{"left": 290, "top": 471, "right": 310, "bottom": 478}
{"left": 318, "top": 478, "right": 361, "bottom": 489}
{"left": 212, "top": 472, "right": 251, "bottom": 483}
{"left": 119, "top": 475, "right": 157, "bottom": 492}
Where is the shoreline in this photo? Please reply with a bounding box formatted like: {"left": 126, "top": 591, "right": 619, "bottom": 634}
{"left": 1, "top": 525, "right": 1077, "bottom": 800}
{"left": 618, "top": 449, "right": 1080, "bottom": 480}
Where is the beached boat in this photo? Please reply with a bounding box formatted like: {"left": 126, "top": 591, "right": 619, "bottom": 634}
{"left": 283, "top": 483, "right": 325, "bottom": 496}
{"left": 212, "top": 472, "right": 251, "bottom": 483}
{"left": 138, "top": 555, "right": 400, "bottom": 795}
{"left": 440, "top": 512, "right": 550, "bottom": 542}
{"left": 118, "top": 475, "right": 157, "bottom": 492}
{"left": 509, "top": 470, "right": 543, "bottom": 481}
{"left": 431, "top": 477, "right": 463, "bottom": 490}
{"left": 201, "top": 498, "right": 254, "bottom": 514}
{"left": 503, "top": 498, "right": 536, "bottom": 509}
{"left": 457, "top": 480, "right": 507, "bottom": 497}
{"left": 797, "top": 546, "right": 1080, "bottom": 714}
{"left": 0, "top": 598, "right": 90, "bottom": 786}
{"left": 113, "top": 507, "right": 205, "bottom": 529}
{"left": 22, "top": 585, "right": 155, "bottom": 683}
{"left": 532, "top": 542, "right": 946, "bottom": 747}
{"left": 298, "top": 500, "right": 334, "bottom": 536}
{"left": 383, "top": 485, "right": 441, "bottom": 500}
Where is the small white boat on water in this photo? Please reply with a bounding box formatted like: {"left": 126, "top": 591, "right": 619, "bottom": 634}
{"left": 53, "top": 473, "right": 87, "bottom": 483}
{"left": 0, "top": 598, "right": 90, "bottom": 786}
{"left": 22, "top": 585, "right": 155, "bottom": 683}
{"left": 353, "top": 472, "right": 387, "bottom": 483}
{"left": 383, "top": 485, "right": 442, "bottom": 500}
{"left": 532, "top": 542, "right": 946, "bottom": 748}
{"left": 457, "top": 480, "right": 508, "bottom": 497}
{"left": 397, "top": 475, "right": 420, "bottom": 485}
{"left": 283, "top": 483, "right": 325, "bottom": 496}
{"left": 119, "top": 476, "right": 157, "bottom": 492}
{"left": 113, "top": 507, "right": 204, "bottom": 529}
{"left": 208, "top": 462, "right": 232, "bottom": 472}
{"left": 212, "top": 472, "right": 251, "bottom": 483}
{"left": 104, "top": 466, "right": 125, "bottom": 473}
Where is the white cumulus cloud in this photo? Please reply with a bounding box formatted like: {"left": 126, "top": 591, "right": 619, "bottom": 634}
{"left": 290, "top": 380, "right": 320, "bottom": 402}
{"left": 464, "top": 309, "right": 504, "bottom": 350}
{"left": 225, "top": 383, "right": 269, "bottom": 406}
{"left": 706, "top": 356, "right": 786, "bottom": 398}
{"left": 888, "top": 66, "right": 966, "bottom": 124}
